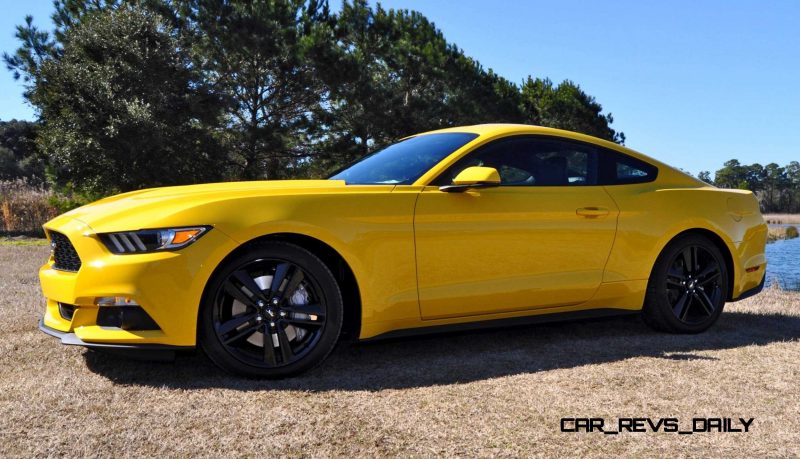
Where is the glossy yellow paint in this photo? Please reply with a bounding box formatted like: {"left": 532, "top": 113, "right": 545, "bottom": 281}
{"left": 452, "top": 166, "right": 501, "bottom": 185}
{"left": 414, "top": 185, "right": 618, "bottom": 319}
{"left": 39, "top": 124, "right": 767, "bottom": 346}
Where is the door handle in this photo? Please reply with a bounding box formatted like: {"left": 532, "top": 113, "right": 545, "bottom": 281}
{"left": 576, "top": 207, "right": 609, "bottom": 217}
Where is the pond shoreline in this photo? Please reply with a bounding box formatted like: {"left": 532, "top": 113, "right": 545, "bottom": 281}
{"left": 765, "top": 230, "right": 800, "bottom": 291}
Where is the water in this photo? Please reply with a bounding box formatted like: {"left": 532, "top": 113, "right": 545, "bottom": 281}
{"left": 765, "top": 225, "right": 800, "bottom": 290}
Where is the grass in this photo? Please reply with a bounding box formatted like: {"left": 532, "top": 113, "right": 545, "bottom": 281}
{"left": 0, "top": 236, "right": 48, "bottom": 247}
{"left": 1, "top": 246, "right": 798, "bottom": 457}
{"left": 0, "top": 179, "right": 58, "bottom": 235}
{"left": 764, "top": 213, "right": 800, "bottom": 225}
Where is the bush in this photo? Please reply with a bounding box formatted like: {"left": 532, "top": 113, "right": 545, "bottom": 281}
{"left": 46, "top": 183, "right": 99, "bottom": 214}
{"left": 786, "top": 226, "right": 799, "bottom": 239}
{"left": 0, "top": 179, "right": 58, "bottom": 235}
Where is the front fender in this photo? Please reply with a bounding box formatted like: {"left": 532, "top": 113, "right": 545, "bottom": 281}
{"left": 206, "top": 191, "right": 422, "bottom": 334}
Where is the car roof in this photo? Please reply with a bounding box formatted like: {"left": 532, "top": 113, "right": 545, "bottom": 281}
{"left": 418, "top": 123, "right": 668, "bottom": 170}
{"left": 421, "top": 123, "right": 620, "bottom": 150}
{"left": 411, "top": 123, "right": 708, "bottom": 189}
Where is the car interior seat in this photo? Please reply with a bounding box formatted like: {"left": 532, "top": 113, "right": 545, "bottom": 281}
{"left": 534, "top": 156, "right": 568, "bottom": 185}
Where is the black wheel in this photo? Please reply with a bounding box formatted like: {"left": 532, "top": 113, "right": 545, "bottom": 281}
{"left": 199, "top": 241, "right": 343, "bottom": 378}
{"left": 642, "top": 234, "right": 728, "bottom": 333}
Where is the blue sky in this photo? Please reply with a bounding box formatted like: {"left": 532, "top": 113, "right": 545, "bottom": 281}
{"left": 1, "top": 0, "right": 797, "bottom": 174}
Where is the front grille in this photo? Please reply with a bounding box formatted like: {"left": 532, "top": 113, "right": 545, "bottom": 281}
{"left": 49, "top": 231, "right": 82, "bottom": 272}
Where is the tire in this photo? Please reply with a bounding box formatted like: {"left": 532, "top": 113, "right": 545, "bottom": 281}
{"left": 642, "top": 234, "right": 729, "bottom": 334}
{"left": 199, "top": 241, "right": 343, "bottom": 378}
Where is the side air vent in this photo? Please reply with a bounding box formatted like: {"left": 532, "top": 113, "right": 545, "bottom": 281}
{"left": 58, "top": 303, "right": 76, "bottom": 321}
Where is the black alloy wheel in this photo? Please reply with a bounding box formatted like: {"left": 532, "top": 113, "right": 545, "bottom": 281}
{"left": 665, "top": 245, "right": 724, "bottom": 325}
{"left": 643, "top": 234, "right": 728, "bottom": 333}
{"left": 200, "top": 241, "right": 343, "bottom": 378}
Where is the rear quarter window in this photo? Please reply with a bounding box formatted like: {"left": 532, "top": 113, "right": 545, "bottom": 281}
{"left": 600, "top": 150, "right": 658, "bottom": 185}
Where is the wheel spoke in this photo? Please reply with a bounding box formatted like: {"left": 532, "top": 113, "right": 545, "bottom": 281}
{"left": 694, "top": 289, "right": 716, "bottom": 316}
{"left": 269, "top": 265, "right": 305, "bottom": 305}
{"left": 224, "top": 280, "right": 258, "bottom": 308}
{"left": 263, "top": 324, "right": 277, "bottom": 365}
{"left": 695, "top": 261, "right": 714, "bottom": 278}
{"left": 696, "top": 261, "right": 721, "bottom": 285}
{"left": 282, "top": 268, "right": 305, "bottom": 299}
{"left": 276, "top": 326, "right": 294, "bottom": 362}
{"left": 217, "top": 311, "right": 257, "bottom": 335}
{"left": 681, "top": 248, "right": 693, "bottom": 274}
{"left": 667, "top": 265, "right": 684, "bottom": 284}
{"left": 232, "top": 270, "right": 269, "bottom": 303}
{"left": 282, "top": 316, "right": 324, "bottom": 328}
{"left": 282, "top": 303, "right": 325, "bottom": 317}
{"left": 666, "top": 277, "right": 683, "bottom": 288}
{"left": 269, "top": 263, "right": 290, "bottom": 296}
{"left": 672, "top": 291, "right": 691, "bottom": 321}
{"left": 699, "top": 272, "right": 721, "bottom": 285}
{"left": 222, "top": 321, "right": 261, "bottom": 345}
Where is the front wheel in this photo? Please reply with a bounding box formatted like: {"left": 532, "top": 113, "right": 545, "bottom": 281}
{"left": 199, "top": 241, "right": 343, "bottom": 378}
{"left": 642, "top": 234, "right": 729, "bottom": 334}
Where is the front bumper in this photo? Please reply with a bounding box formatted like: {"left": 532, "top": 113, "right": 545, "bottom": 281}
{"left": 39, "top": 217, "right": 239, "bottom": 347}
{"left": 39, "top": 319, "right": 191, "bottom": 351}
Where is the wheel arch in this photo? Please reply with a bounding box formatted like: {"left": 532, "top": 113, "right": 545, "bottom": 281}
{"left": 655, "top": 228, "right": 736, "bottom": 301}
{"left": 199, "top": 232, "right": 362, "bottom": 342}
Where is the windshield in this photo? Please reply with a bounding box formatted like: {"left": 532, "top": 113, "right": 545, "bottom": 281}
{"left": 329, "top": 133, "right": 479, "bottom": 185}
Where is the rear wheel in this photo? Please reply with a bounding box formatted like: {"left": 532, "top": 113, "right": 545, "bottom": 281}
{"left": 199, "top": 241, "right": 343, "bottom": 378}
{"left": 642, "top": 234, "right": 728, "bottom": 333}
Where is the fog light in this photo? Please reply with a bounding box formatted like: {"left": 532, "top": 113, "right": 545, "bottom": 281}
{"left": 95, "top": 296, "right": 139, "bottom": 306}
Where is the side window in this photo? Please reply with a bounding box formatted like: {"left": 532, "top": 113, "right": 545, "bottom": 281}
{"left": 432, "top": 137, "right": 598, "bottom": 186}
{"left": 618, "top": 162, "right": 648, "bottom": 179}
{"left": 600, "top": 149, "right": 658, "bottom": 185}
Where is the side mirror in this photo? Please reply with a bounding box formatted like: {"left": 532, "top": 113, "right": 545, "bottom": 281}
{"left": 439, "top": 166, "right": 501, "bottom": 192}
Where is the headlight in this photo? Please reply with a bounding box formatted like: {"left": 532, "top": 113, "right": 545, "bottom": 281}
{"left": 99, "top": 226, "right": 210, "bottom": 254}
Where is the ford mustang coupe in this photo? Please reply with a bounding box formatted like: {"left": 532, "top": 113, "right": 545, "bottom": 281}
{"left": 38, "top": 124, "right": 767, "bottom": 377}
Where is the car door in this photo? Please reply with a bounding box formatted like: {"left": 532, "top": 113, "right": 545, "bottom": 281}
{"left": 413, "top": 136, "right": 619, "bottom": 319}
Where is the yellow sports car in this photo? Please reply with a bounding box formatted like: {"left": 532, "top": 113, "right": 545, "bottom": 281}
{"left": 38, "top": 124, "right": 767, "bottom": 377}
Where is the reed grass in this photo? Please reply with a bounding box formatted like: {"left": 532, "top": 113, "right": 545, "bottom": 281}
{"left": 0, "top": 179, "right": 58, "bottom": 236}
{"left": 764, "top": 213, "right": 800, "bottom": 224}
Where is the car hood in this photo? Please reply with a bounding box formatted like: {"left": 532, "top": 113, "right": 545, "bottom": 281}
{"left": 49, "top": 180, "right": 355, "bottom": 233}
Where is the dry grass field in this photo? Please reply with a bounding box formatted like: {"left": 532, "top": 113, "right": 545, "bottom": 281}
{"left": 0, "top": 245, "right": 798, "bottom": 457}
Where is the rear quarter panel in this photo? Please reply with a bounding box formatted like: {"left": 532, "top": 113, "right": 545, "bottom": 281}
{"left": 602, "top": 180, "right": 767, "bottom": 299}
